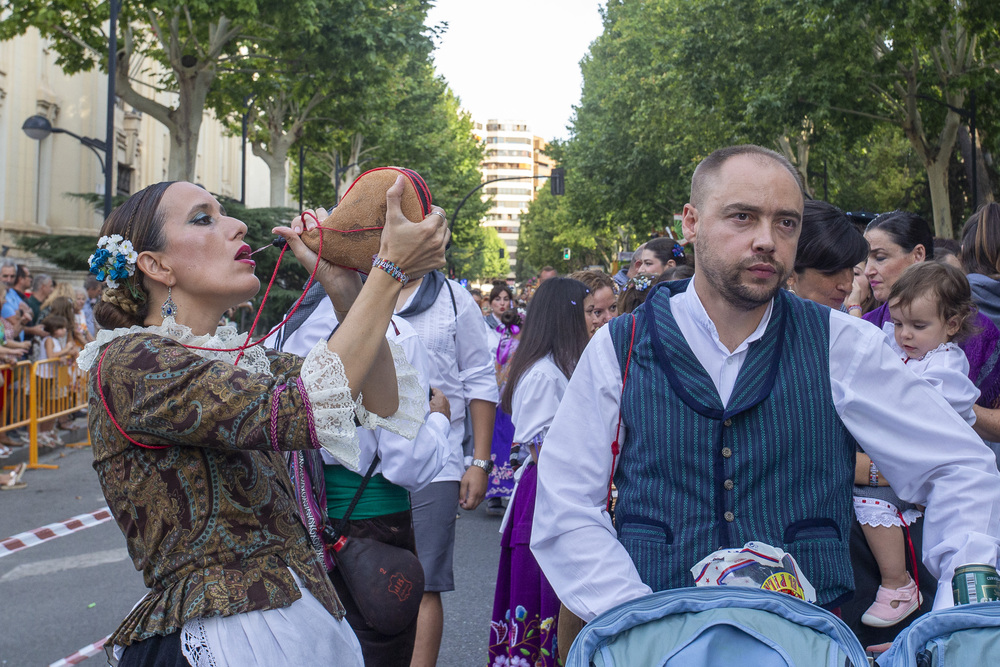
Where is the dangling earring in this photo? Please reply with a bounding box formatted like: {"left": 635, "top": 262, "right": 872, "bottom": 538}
{"left": 161, "top": 286, "right": 178, "bottom": 319}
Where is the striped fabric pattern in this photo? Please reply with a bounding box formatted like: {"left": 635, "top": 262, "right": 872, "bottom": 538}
{"left": 609, "top": 281, "right": 856, "bottom": 607}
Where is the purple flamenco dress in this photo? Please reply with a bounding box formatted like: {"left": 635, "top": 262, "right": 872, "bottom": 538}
{"left": 489, "top": 457, "right": 560, "bottom": 667}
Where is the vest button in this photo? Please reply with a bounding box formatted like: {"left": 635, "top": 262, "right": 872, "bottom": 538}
{"left": 723, "top": 418, "right": 733, "bottom": 427}
{"left": 724, "top": 479, "right": 734, "bottom": 491}
{"left": 721, "top": 447, "right": 732, "bottom": 458}
{"left": 724, "top": 511, "right": 735, "bottom": 522}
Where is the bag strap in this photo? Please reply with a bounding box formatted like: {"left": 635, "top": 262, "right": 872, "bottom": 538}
{"left": 444, "top": 278, "right": 457, "bottom": 317}
{"left": 606, "top": 314, "right": 636, "bottom": 513}
{"left": 331, "top": 455, "right": 381, "bottom": 540}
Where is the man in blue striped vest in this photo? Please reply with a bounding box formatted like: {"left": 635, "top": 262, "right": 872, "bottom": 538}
{"left": 531, "top": 145, "right": 1000, "bottom": 624}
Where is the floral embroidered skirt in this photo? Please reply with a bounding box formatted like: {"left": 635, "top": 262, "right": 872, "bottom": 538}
{"left": 489, "top": 463, "right": 560, "bottom": 666}
{"left": 487, "top": 406, "right": 516, "bottom": 499}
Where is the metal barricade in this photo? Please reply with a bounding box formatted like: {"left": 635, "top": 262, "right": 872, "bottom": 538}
{"left": 27, "top": 358, "right": 90, "bottom": 470}
{"left": 1, "top": 359, "right": 32, "bottom": 447}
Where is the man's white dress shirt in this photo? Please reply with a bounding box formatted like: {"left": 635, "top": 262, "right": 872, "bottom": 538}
{"left": 396, "top": 278, "right": 499, "bottom": 482}
{"left": 531, "top": 282, "right": 1000, "bottom": 621}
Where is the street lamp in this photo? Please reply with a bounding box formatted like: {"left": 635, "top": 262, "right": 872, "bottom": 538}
{"left": 21, "top": 115, "right": 110, "bottom": 217}
{"left": 21, "top": 116, "right": 109, "bottom": 172}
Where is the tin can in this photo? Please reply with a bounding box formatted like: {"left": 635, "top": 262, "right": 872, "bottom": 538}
{"left": 952, "top": 564, "right": 1000, "bottom": 605}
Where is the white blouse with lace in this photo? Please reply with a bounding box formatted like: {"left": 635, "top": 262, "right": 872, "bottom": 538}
{"left": 78, "top": 316, "right": 424, "bottom": 666}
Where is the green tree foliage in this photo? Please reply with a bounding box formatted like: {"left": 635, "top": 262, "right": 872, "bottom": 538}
{"left": 518, "top": 185, "right": 620, "bottom": 278}
{"left": 525, "top": 0, "right": 1000, "bottom": 258}
{"left": 291, "top": 62, "right": 491, "bottom": 280}
{"left": 450, "top": 225, "right": 510, "bottom": 281}
{"left": 821, "top": 0, "right": 1000, "bottom": 236}
{"left": 209, "top": 0, "right": 434, "bottom": 207}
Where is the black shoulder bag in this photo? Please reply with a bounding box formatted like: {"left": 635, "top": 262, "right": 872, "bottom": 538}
{"left": 323, "top": 457, "right": 425, "bottom": 636}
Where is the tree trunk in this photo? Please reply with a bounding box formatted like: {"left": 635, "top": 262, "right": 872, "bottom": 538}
{"left": 337, "top": 133, "right": 368, "bottom": 201}
{"left": 776, "top": 131, "right": 813, "bottom": 197}
{"left": 165, "top": 69, "right": 214, "bottom": 181}
{"left": 268, "top": 160, "right": 288, "bottom": 208}
{"left": 925, "top": 157, "right": 953, "bottom": 238}
{"left": 251, "top": 142, "right": 291, "bottom": 207}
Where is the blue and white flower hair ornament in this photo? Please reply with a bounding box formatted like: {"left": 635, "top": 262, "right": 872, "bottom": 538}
{"left": 88, "top": 234, "right": 144, "bottom": 301}
{"left": 672, "top": 242, "right": 685, "bottom": 258}
{"left": 628, "top": 274, "right": 655, "bottom": 292}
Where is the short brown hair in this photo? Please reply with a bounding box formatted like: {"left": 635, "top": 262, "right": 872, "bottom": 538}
{"left": 489, "top": 282, "right": 514, "bottom": 304}
{"left": 567, "top": 270, "right": 615, "bottom": 295}
{"left": 617, "top": 272, "right": 659, "bottom": 315}
{"left": 691, "top": 145, "right": 802, "bottom": 208}
{"left": 41, "top": 315, "right": 69, "bottom": 336}
{"left": 887, "top": 262, "right": 977, "bottom": 343}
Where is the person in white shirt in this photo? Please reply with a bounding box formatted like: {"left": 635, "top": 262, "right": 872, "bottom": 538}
{"left": 393, "top": 269, "right": 498, "bottom": 667}
{"left": 530, "top": 144, "right": 1000, "bottom": 630}
{"left": 272, "top": 281, "right": 452, "bottom": 666}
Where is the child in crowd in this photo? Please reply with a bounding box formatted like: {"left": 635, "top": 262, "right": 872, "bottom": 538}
{"left": 36, "top": 315, "right": 76, "bottom": 447}
{"left": 486, "top": 308, "right": 523, "bottom": 515}
{"left": 857, "top": 261, "right": 980, "bottom": 627}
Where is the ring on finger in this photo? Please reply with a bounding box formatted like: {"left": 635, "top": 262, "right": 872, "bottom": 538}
{"left": 430, "top": 210, "right": 446, "bottom": 222}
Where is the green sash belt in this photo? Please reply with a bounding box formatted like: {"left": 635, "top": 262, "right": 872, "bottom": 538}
{"left": 324, "top": 464, "right": 410, "bottom": 520}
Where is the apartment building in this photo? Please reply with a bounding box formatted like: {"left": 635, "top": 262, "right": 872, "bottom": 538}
{"left": 476, "top": 119, "right": 554, "bottom": 274}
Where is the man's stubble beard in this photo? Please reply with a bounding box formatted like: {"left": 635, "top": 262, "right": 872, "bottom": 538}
{"left": 695, "top": 235, "right": 790, "bottom": 312}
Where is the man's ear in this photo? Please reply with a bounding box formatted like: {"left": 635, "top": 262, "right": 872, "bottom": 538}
{"left": 136, "top": 251, "right": 173, "bottom": 289}
{"left": 681, "top": 203, "right": 699, "bottom": 244}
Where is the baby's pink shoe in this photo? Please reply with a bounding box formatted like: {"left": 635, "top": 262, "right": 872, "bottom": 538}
{"left": 861, "top": 576, "right": 922, "bottom": 627}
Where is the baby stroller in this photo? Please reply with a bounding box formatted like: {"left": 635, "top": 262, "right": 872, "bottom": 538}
{"left": 875, "top": 600, "right": 1000, "bottom": 666}
{"left": 564, "top": 587, "right": 1000, "bottom": 666}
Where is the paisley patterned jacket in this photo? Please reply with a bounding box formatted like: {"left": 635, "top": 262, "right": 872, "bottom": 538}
{"left": 89, "top": 333, "right": 345, "bottom": 647}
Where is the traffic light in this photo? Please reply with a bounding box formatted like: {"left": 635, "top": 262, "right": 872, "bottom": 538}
{"left": 563, "top": 248, "right": 571, "bottom": 260}
{"left": 550, "top": 167, "right": 565, "bottom": 196}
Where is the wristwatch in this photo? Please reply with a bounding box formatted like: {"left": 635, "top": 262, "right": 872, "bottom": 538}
{"left": 471, "top": 458, "right": 494, "bottom": 475}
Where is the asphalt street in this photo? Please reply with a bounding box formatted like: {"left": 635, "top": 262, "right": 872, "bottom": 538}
{"left": 0, "top": 445, "right": 502, "bottom": 667}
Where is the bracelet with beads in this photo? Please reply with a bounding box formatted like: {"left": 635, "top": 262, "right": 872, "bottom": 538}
{"left": 868, "top": 460, "right": 879, "bottom": 487}
{"left": 371, "top": 255, "right": 409, "bottom": 286}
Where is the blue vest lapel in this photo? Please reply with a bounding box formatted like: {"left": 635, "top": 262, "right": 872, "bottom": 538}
{"left": 646, "top": 280, "right": 786, "bottom": 419}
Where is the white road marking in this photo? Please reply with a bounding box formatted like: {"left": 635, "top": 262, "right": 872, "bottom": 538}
{"left": 0, "top": 548, "right": 130, "bottom": 582}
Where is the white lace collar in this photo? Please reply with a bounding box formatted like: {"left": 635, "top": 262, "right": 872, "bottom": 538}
{"left": 77, "top": 316, "right": 272, "bottom": 376}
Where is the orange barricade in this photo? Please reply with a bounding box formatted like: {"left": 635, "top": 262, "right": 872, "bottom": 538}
{"left": 28, "top": 358, "right": 90, "bottom": 469}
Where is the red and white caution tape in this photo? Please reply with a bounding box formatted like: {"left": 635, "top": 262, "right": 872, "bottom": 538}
{"left": 0, "top": 507, "right": 113, "bottom": 558}
{"left": 48, "top": 634, "right": 111, "bottom": 666}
